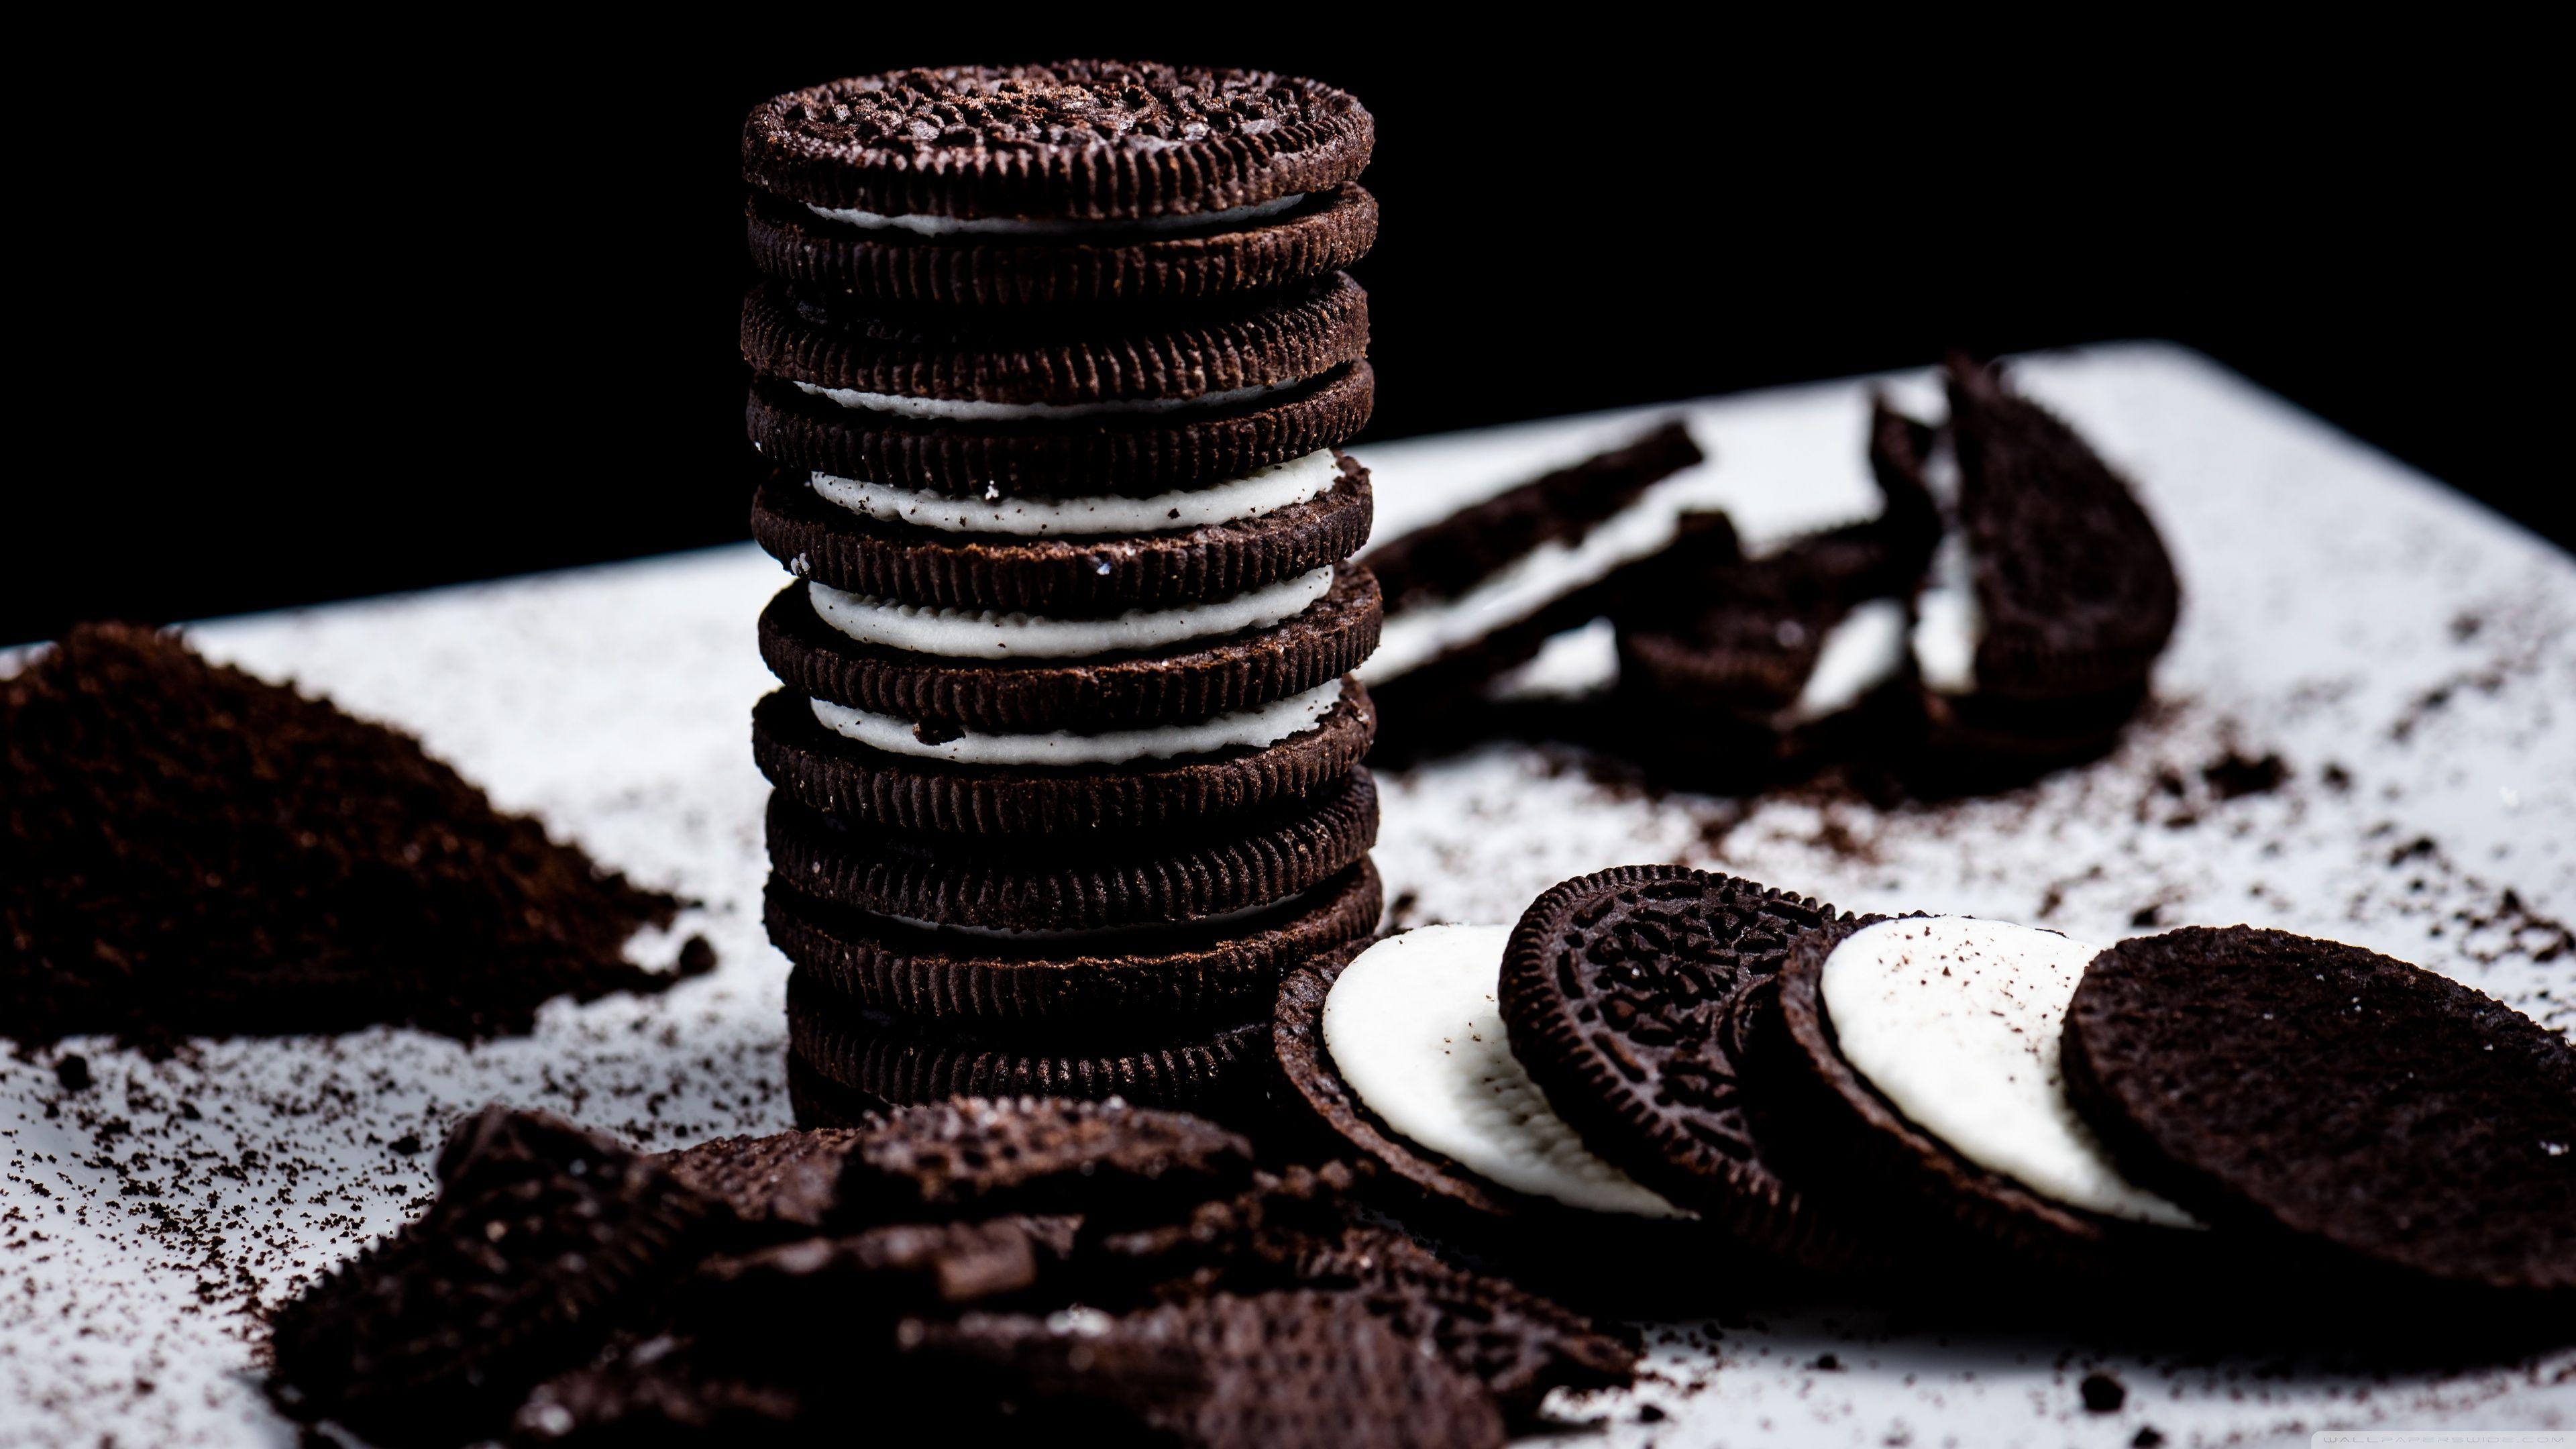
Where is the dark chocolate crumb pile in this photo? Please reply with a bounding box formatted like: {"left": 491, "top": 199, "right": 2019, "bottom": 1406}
{"left": 2, "top": 624, "right": 708, "bottom": 1047}
{"left": 268, "top": 1098, "right": 1634, "bottom": 1448}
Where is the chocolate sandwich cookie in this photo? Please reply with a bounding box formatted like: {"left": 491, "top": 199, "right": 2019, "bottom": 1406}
{"left": 754, "top": 681, "right": 1375, "bottom": 837}
{"left": 765, "top": 767, "right": 1375, "bottom": 930}
{"left": 769, "top": 859, "right": 1381, "bottom": 1032}
{"left": 1495, "top": 867, "right": 1886, "bottom": 1274}
{"left": 743, "top": 274, "right": 1373, "bottom": 498}
{"left": 1612, "top": 400, "right": 1947, "bottom": 782}
{"left": 787, "top": 979, "right": 1274, "bottom": 1119}
{"left": 268, "top": 1109, "right": 712, "bottom": 1447}
{"left": 742, "top": 62, "right": 1376, "bottom": 310}
{"left": 907, "top": 1291, "right": 1507, "bottom": 1449}
{"left": 752, "top": 451, "right": 1374, "bottom": 616}
{"left": 2063, "top": 926, "right": 2575, "bottom": 1310}
{"left": 1770, "top": 916, "right": 2210, "bottom": 1286}
{"left": 757, "top": 562, "right": 1381, "bottom": 736}
{"left": 1886, "top": 357, "right": 2179, "bottom": 780}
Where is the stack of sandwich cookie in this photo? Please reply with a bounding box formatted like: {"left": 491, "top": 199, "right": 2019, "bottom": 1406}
{"left": 741, "top": 62, "right": 1387, "bottom": 1121}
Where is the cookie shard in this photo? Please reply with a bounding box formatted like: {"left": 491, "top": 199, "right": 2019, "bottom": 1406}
{"left": 1769, "top": 917, "right": 2208, "bottom": 1287}
{"left": 1495, "top": 865, "right": 1877, "bottom": 1274}
{"left": 267, "top": 1108, "right": 712, "bottom": 1446}
{"left": 2063, "top": 926, "right": 2576, "bottom": 1306}
{"left": 832, "top": 1095, "right": 1258, "bottom": 1225}
{"left": 906, "top": 1290, "right": 1509, "bottom": 1449}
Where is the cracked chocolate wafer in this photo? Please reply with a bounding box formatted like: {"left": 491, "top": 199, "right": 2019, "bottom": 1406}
{"left": 764, "top": 767, "right": 1375, "bottom": 930}
{"left": 2064, "top": 926, "right": 2576, "bottom": 1308}
{"left": 752, "top": 452, "right": 1373, "bottom": 615}
{"left": 1495, "top": 865, "right": 1880, "bottom": 1273}
{"left": 906, "top": 1290, "right": 1507, "bottom": 1449}
{"left": 266, "top": 1108, "right": 712, "bottom": 1446}
{"left": 767, "top": 859, "right": 1380, "bottom": 1032}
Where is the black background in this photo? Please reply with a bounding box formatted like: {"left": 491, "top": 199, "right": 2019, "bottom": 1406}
{"left": 9, "top": 30, "right": 2557, "bottom": 646}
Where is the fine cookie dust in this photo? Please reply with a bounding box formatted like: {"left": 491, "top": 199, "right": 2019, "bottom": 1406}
{"left": 808, "top": 450, "right": 1340, "bottom": 537}
{"left": 806, "top": 566, "right": 1334, "bottom": 660}
{"left": 810, "top": 679, "right": 1346, "bottom": 767}
{"left": 1321, "top": 924, "right": 1686, "bottom": 1218}
{"left": 1821, "top": 917, "right": 2199, "bottom": 1227}
{"left": 792, "top": 376, "right": 1295, "bottom": 423}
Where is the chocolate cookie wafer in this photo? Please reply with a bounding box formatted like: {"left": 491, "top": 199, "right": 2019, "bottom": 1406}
{"left": 1495, "top": 867, "right": 1884, "bottom": 1274}
{"left": 743, "top": 62, "right": 1377, "bottom": 310}
{"left": 2063, "top": 926, "right": 2575, "bottom": 1311}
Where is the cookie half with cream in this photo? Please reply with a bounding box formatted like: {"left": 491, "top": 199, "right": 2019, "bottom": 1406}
{"left": 742, "top": 62, "right": 1377, "bottom": 311}
{"left": 1769, "top": 915, "right": 2209, "bottom": 1281}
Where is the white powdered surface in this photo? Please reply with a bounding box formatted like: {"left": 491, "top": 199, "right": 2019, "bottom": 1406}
{"left": 5, "top": 345, "right": 2571, "bottom": 1446}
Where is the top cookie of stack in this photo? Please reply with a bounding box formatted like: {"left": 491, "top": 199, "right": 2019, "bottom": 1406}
{"left": 739, "top": 63, "right": 1385, "bottom": 1119}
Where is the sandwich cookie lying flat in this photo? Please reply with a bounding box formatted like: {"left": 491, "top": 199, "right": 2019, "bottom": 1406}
{"left": 2063, "top": 926, "right": 2575, "bottom": 1309}
{"left": 758, "top": 561, "right": 1381, "bottom": 735}
{"left": 1271, "top": 928, "right": 1685, "bottom": 1235}
{"left": 741, "top": 62, "right": 1377, "bottom": 309}
{"left": 1773, "top": 916, "right": 2204, "bottom": 1281}
{"left": 752, "top": 451, "right": 1374, "bottom": 616}
{"left": 1496, "top": 867, "right": 1882, "bottom": 1273}
{"left": 765, "top": 767, "right": 1377, "bottom": 932}
{"left": 787, "top": 972, "right": 1273, "bottom": 1119}
{"left": 743, "top": 275, "right": 1373, "bottom": 497}
{"left": 769, "top": 858, "right": 1381, "bottom": 1032}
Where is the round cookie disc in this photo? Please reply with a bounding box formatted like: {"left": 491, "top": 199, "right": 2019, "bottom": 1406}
{"left": 764, "top": 767, "right": 1377, "bottom": 931}
{"left": 769, "top": 859, "right": 1381, "bottom": 1032}
{"left": 751, "top": 680, "right": 1375, "bottom": 837}
{"left": 1496, "top": 865, "right": 1873, "bottom": 1271}
{"left": 743, "top": 62, "right": 1374, "bottom": 223}
{"left": 2063, "top": 926, "right": 2576, "bottom": 1304}
{"left": 751, "top": 453, "right": 1373, "bottom": 616}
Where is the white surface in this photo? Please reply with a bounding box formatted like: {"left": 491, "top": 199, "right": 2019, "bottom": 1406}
{"left": 810, "top": 678, "right": 1344, "bottom": 765}
{"left": 808, "top": 566, "right": 1332, "bottom": 659}
{"left": 5, "top": 344, "right": 2572, "bottom": 1447}
{"left": 809, "top": 448, "right": 1338, "bottom": 534}
{"left": 1821, "top": 917, "right": 2198, "bottom": 1227}
{"left": 1320, "top": 926, "right": 1682, "bottom": 1218}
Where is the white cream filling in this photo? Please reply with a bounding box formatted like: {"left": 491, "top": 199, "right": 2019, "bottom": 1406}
{"left": 1911, "top": 531, "right": 1983, "bottom": 696}
{"left": 792, "top": 376, "right": 1292, "bottom": 423}
{"left": 1323, "top": 925, "right": 1688, "bottom": 1218}
{"left": 1788, "top": 598, "right": 1910, "bottom": 724}
{"left": 1488, "top": 619, "right": 1619, "bottom": 702}
{"left": 1821, "top": 917, "right": 2200, "bottom": 1228}
{"left": 810, "top": 678, "right": 1344, "bottom": 767}
{"left": 809, "top": 449, "right": 1339, "bottom": 537}
{"left": 808, "top": 568, "right": 1332, "bottom": 661}
{"left": 804, "top": 192, "right": 1307, "bottom": 237}
{"left": 876, "top": 882, "right": 1323, "bottom": 943}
